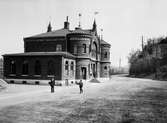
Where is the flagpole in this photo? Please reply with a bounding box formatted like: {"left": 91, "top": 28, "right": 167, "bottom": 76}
{"left": 94, "top": 12, "right": 99, "bottom": 21}
{"left": 78, "top": 13, "right": 82, "bottom": 28}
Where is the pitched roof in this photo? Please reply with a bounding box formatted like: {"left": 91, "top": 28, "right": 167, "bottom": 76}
{"left": 3, "top": 52, "right": 75, "bottom": 58}
{"left": 25, "top": 28, "right": 71, "bottom": 39}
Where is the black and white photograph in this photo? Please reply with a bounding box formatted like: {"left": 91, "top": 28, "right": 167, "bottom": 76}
{"left": 0, "top": 0, "right": 167, "bottom": 122}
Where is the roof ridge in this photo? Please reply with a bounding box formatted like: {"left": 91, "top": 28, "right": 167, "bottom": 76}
{"left": 25, "top": 28, "right": 71, "bottom": 39}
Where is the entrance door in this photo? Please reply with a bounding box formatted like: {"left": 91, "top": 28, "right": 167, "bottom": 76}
{"left": 81, "top": 67, "right": 86, "bottom": 79}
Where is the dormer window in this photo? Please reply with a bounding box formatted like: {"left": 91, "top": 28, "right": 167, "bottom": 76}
{"left": 56, "top": 44, "right": 62, "bottom": 51}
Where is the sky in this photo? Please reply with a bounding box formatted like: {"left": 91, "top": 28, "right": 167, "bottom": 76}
{"left": 1, "top": 0, "right": 167, "bottom": 67}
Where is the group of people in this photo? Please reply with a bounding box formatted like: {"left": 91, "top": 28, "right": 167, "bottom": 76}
{"left": 49, "top": 77, "right": 83, "bottom": 94}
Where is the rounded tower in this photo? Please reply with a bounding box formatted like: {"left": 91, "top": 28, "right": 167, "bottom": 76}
{"left": 67, "top": 28, "right": 92, "bottom": 79}
{"left": 100, "top": 40, "right": 111, "bottom": 77}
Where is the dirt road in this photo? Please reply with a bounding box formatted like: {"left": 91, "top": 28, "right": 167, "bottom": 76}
{"left": 0, "top": 75, "right": 167, "bottom": 123}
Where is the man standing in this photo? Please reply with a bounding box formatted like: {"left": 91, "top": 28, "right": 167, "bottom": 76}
{"left": 78, "top": 79, "right": 83, "bottom": 94}
{"left": 49, "top": 77, "right": 55, "bottom": 93}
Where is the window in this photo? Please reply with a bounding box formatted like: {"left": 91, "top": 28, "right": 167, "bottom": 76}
{"left": 74, "top": 45, "right": 77, "bottom": 53}
{"left": 56, "top": 44, "right": 62, "bottom": 51}
{"left": 104, "top": 66, "right": 107, "bottom": 70}
{"left": 104, "top": 52, "right": 107, "bottom": 58}
{"left": 65, "top": 61, "right": 68, "bottom": 70}
{"left": 89, "top": 44, "right": 91, "bottom": 53}
{"left": 22, "top": 61, "right": 29, "bottom": 75}
{"left": 10, "top": 60, "right": 16, "bottom": 74}
{"left": 65, "top": 61, "right": 69, "bottom": 75}
{"left": 83, "top": 44, "right": 86, "bottom": 53}
{"left": 70, "top": 62, "right": 73, "bottom": 70}
{"left": 47, "top": 60, "right": 55, "bottom": 75}
{"left": 35, "top": 60, "right": 41, "bottom": 75}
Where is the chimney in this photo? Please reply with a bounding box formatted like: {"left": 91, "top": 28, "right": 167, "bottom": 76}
{"left": 64, "top": 16, "right": 70, "bottom": 29}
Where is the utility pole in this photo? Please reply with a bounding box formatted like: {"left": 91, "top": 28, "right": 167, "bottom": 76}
{"left": 119, "top": 58, "right": 121, "bottom": 72}
{"left": 65, "top": 16, "right": 68, "bottom": 84}
{"left": 142, "top": 35, "right": 144, "bottom": 51}
{"left": 155, "top": 39, "right": 158, "bottom": 79}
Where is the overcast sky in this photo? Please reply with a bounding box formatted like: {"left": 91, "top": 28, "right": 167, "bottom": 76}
{"left": 1, "top": 0, "right": 167, "bottom": 67}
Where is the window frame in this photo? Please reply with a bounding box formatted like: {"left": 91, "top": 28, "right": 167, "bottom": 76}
{"left": 10, "top": 60, "right": 16, "bottom": 75}
{"left": 104, "top": 52, "right": 108, "bottom": 58}
{"left": 22, "top": 60, "right": 29, "bottom": 75}
{"left": 34, "top": 60, "right": 41, "bottom": 75}
{"left": 83, "top": 44, "right": 86, "bottom": 53}
{"left": 47, "top": 60, "right": 55, "bottom": 75}
{"left": 56, "top": 44, "right": 62, "bottom": 51}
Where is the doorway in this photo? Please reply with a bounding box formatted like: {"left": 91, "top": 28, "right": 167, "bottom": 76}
{"left": 81, "top": 67, "right": 86, "bottom": 79}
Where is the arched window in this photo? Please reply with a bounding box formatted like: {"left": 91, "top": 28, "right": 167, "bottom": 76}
{"left": 104, "top": 66, "right": 107, "bottom": 70}
{"left": 83, "top": 44, "right": 86, "bottom": 53}
{"left": 56, "top": 44, "right": 62, "bottom": 51}
{"left": 65, "top": 61, "right": 68, "bottom": 70}
{"left": 104, "top": 52, "right": 107, "bottom": 58}
{"left": 92, "top": 42, "right": 97, "bottom": 59}
{"left": 71, "top": 62, "right": 74, "bottom": 70}
{"left": 22, "top": 61, "right": 29, "bottom": 75}
{"left": 35, "top": 60, "right": 41, "bottom": 75}
{"left": 10, "top": 60, "right": 16, "bottom": 74}
{"left": 47, "top": 60, "right": 55, "bottom": 75}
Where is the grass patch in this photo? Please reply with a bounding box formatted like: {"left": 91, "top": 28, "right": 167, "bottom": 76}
{"left": 0, "top": 85, "right": 167, "bottom": 123}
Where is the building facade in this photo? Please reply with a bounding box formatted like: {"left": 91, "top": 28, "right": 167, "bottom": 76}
{"left": 3, "top": 17, "right": 111, "bottom": 84}
{"left": 0, "top": 58, "right": 3, "bottom": 78}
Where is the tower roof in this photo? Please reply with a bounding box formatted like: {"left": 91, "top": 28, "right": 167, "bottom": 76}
{"left": 92, "top": 19, "right": 97, "bottom": 31}
{"left": 47, "top": 22, "right": 52, "bottom": 32}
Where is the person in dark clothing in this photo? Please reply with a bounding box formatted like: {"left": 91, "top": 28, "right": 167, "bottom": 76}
{"left": 78, "top": 79, "right": 83, "bottom": 94}
{"left": 49, "top": 77, "right": 55, "bottom": 93}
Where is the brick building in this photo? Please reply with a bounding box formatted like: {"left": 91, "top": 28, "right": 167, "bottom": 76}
{"left": 3, "top": 17, "right": 111, "bottom": 84}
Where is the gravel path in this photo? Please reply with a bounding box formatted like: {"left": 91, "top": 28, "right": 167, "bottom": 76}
{"left": 0, "top": 75, "right": 167, "bottom": 123}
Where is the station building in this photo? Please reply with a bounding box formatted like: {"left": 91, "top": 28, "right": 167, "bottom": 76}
{"left": 3, "top": 17, "right": 111, "bottom": 84}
